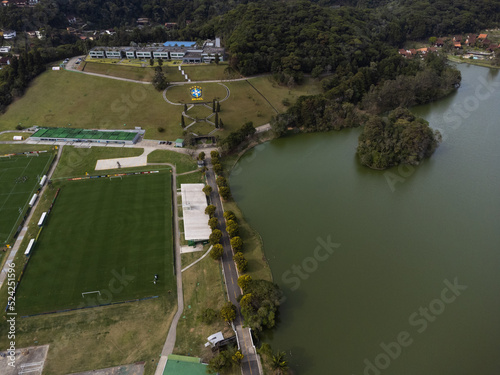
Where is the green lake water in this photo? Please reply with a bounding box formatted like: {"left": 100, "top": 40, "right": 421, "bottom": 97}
{"left": 230, "top": 63, "right": 500, "bottom": 374}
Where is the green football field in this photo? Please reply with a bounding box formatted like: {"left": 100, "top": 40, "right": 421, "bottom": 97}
{"left": 0, "top": 153, "right": 54, "bottom": 245}
{"left": 16, "top": 171, "right": 175, "bottom": 315}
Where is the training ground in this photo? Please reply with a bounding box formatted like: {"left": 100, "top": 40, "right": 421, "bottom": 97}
{"left": 0, "top": 153, "right": 54, "bottom": 245}
{"left": 15, "top": 171, "right": 174, "bottom": 315}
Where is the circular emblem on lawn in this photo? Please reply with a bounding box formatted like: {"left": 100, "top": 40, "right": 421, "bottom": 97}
{"left": 190, "top": 86, "right": 203, "bottom": 100}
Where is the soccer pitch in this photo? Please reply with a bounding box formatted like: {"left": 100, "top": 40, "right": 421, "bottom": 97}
{"left": 0, "top": 153, "right": 54, "bottom": 245}
{"left": 15, "top": 171, "right": 175, "bottom": 315}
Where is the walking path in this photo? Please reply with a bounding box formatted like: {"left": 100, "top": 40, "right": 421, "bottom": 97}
{"left": 154, "top": 162, "right": 184, "bottom": 375}
{"left": 0, "top": 146, "right": 63, "bottom": 289}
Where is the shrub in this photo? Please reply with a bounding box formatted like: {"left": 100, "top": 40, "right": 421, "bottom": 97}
{"left": 211, "top": 150, "right": 220, "bottom": 159}
{"left": 157, "top": 126, "right": 165, "bottom": 133}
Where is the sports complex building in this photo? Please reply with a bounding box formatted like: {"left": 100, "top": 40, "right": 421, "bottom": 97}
{"left": 30, "top": 127, "right": 144, "bottom": 145}
{"left": 89, "top": 39, "right": 225, "bottom": 64}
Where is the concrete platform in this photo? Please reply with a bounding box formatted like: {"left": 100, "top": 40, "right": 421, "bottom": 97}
{"left": 0, "top": 345, "right": 49, "bottom": 375}
{"left": 95, "top": 148, "right": 153, "bottom": 170}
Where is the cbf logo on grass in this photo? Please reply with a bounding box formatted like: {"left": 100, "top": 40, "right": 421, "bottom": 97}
{"left": 190, "top": 86, "right": 203, "bottom": 101}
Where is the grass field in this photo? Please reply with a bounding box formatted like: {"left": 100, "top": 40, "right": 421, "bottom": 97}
{"left": 182, "top": 63, "right": 238, "bottom": 81}
{"left": 186, "top": 104, "right": 213, "bottom": 120}
{"left": 0, "top": 152, "right": 54, "bottom": 245}
{"left": 249, "top": 76, "right": 323, "bottom": 113}
{"left": 176, "top": 170, "right": 205, "bottom": 188}
{"left": 15, "top": 171, "right": 174, "bottom": 315}
{"left": 83, "top": 61, "right": 185, "bottom": 82}
{"left": 146, "top": 149, "right": 197, "bottom": 173}
{"left": 0, "top": 69, "right": 323, "bottom": 141}
{"left": 173, "top": 256, "right": 234, "bottom": 361}
{"left": 0, "top": 132, "right": 31, "bottom": 141}
{"left": 0, "top": 144, "right": 54, "bottom": 154}
{"left": 0, "top": 70, "right": 184, "bottom": 140}
{"left": 52, "top": 146, "right": 144, "bottom": 179}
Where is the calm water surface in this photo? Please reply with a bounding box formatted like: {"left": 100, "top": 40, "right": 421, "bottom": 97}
{"left": 230, "top": 63, "right": 500, "bottom": 375}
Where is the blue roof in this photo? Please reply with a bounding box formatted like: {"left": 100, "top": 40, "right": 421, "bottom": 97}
{"left": 163, "top": 41, "right": 196, "bottom": 47}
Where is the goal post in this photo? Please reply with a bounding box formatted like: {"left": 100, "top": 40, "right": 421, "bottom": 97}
{"left": 82, "top": 290, "right": 101, "bottom": 298}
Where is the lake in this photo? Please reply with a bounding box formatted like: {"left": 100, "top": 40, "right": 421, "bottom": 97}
{"left": 230, "top": 63, "right": 500, "bottom": 374}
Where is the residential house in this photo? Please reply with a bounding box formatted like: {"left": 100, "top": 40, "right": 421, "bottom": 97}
{"left": 478, "top": 33, "right": 488, "bottom": 40}
{"left": 466, "top": 34, "right": 477, "bottom": 46}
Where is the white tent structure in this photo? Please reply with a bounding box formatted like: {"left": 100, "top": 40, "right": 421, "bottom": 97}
{"left": 181, "top": 184, "right": 212, "bottom": 242}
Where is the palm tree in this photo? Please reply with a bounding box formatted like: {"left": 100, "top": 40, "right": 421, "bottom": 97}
{"left": 271, "top": 351, "right": 288, "bottom": 374}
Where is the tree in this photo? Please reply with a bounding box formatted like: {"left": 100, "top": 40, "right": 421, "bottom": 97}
{"left": 271, "top": 351, "right": 289, "bottom": 375}
{"left": 181, "top": 115, "right": 185, "bottom": 128}
{"left": 237, "top": 274, "right": 252, "bottom": 291}
{"left": 214, "top": 53, "right": 220, "bottom": 65}
{"left": 213, "top": 163, "right": 223, "bottom": 175}
{"left": 152, "top": 69, "right": 169, "bottom": 91}
{"left": 220, "top": 302, "right": 236, "bottom": 322}
{"left": 157, "top": 57, "right": 163, "bottom": 67}
{"left": 208, "top": 217, "right": 218, "bottom": 230}
{"left": 429, "top": 36, "right": 437, "bottom": 46}
{"left": 203, "top": 184, "right": 212, "bottom": 195}
{"left": 216, "top": 101, "right": 221, "bottom": 112}
{"left": 212, "top": 98, "right": 216, "bottom": 112}
{"left": 216, "top": 175, "right": 228, "bottom": 187}
{"left": 226, "top": 219, "right": 239, "bottom": 237}
{"left": 210, "top": 244, "right": 224, "bottom": 259}
{"left": 184, "top": 103, "right": 188, "bottom": 112}
{"left": 219, "top": 118, "right": 224, "bottom": 129}
{"left": 224, "top": 211, "right": 236, "bottom": 222}
{"left": 230, "top": 236, "right": 243, "bottom": 252}
{"left": 209, "top": 229, "right": 222, "bottom": 245}
{"left": 214, "top": 111, "right": 219, "bottom": 128}
{"left": 220, "top": 186, "right": 232, "bottom": 200}
{"left": 205, "top": 204, "right": 216, "bottom": 217}
{"left": 198, "top": 151, "right": 205, "bottom": 160}
{"left": 149, "top": 58, "right": 154, "bottom": 66}
{"left": 233, "top": 252, "right": 247, "bottom": 272}
{"left": 211, "top": 150, "right": 220, "bottom": 159}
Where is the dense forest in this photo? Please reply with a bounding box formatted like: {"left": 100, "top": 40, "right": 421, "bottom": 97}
{"left": 0, "top": 0, "right": 495, "bottom": 167}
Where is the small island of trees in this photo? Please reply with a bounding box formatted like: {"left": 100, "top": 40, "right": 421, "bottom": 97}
{"left": 357, "top": 108, "right": 441, "bottom": 170}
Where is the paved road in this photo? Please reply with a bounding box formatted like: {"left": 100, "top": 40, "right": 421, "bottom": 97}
{"left": 154, "top": 163, "right": 184, "bottom": 375}
{"left": 205, "top": 158, "right": 262, "bottom": 375}
{"left": 0, "top": 145, "right": 63, "bottom": 289}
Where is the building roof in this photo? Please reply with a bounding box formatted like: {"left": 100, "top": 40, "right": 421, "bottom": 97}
{"left": 163, "top": 355, "right": 207, "bottom": 375}
{"left": 175, "top": 138, "right": 184, "bottom": 143}
{"left": 163, "top": 41, "right": 196, "bottom": 47}
{"left": 31, "top": 128, "right": 139, "bottom": 141}
{"left": 181, "top": 184, "right": 211, "bottom": 241}
{"left": 478, "top": 33, "right": 488, "bottom": 39}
